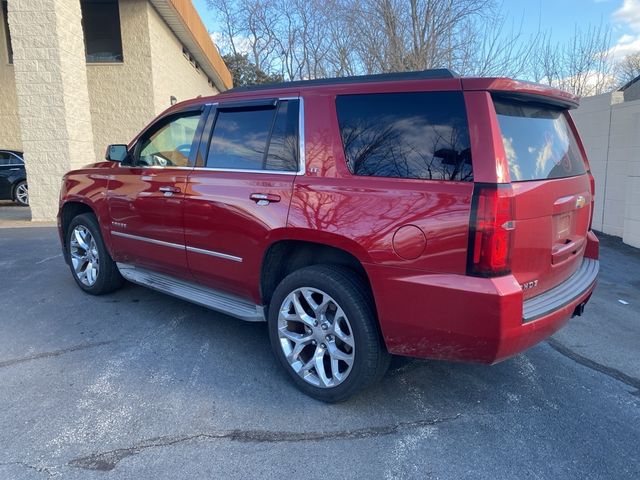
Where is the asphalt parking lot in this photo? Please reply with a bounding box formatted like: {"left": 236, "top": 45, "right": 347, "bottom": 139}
{"left": 0, "top": 223, "right": 639, "bottom": 479}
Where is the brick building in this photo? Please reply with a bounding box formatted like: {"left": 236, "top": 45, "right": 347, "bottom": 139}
{"left": 0, "top": 0, "right": 232, "bottom": 220}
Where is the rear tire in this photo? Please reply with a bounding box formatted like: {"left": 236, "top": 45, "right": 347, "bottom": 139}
{"left": 268, "top": 264, "right": 390, "bottom": 402}
{"left": 66, "top": 213, "right": 124, "bottom": 295}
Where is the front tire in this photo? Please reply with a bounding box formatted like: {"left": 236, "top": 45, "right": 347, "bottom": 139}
{"left": 66, "top": 213, "right": 124, "bottom": 295}
{"left": 268, "top": 265, "right": 390, "bottom": 402}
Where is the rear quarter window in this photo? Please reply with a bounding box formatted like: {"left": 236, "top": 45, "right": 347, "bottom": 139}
{"left": 493, "top": 98, "right": 586, "bottom": 182}
{"left": 336, "top": 91, "right": 473, "bottom": 181}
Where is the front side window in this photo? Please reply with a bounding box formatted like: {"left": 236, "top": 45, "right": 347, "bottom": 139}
{"left": 206, "top": 100, "right": 299, "bottom": 172}
{"left": 336, "top": 92, "right": 473, "bottom": 181}
{"left": 135, "top": 113, "right": 201, "bottom": 167}
{"left": 493, "top": 98, "right": 586, "bottom": 182}
{"left": 80, "top": 0, "right": 123, "bottom": 63}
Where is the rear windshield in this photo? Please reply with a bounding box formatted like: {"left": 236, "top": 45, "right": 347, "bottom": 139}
{"left": 493, "top": 98, "right": 586, "bottom": 182}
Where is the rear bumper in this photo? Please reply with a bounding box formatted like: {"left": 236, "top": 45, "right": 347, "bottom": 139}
{"left": 367, "top": 256, "right": 598, "bottom": 364}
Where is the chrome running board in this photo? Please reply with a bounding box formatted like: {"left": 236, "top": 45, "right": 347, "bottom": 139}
{"left": 117, "top": 263, "right": 266, "bottom": 322}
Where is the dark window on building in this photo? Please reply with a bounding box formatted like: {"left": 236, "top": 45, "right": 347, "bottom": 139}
{"left": 493, "top": 98, "right": 586, "bottom": 182}
{"left": 336, "top": 92, "right": 473, "bottom": 181}
{"left": 80, "top": 0, "right": 123, "bottom": 63}
{"left": 206, "top": 100, "right": 299, "bottom": 171}
{"left": 1, "top": 1, "right": 12, "bottom": 64}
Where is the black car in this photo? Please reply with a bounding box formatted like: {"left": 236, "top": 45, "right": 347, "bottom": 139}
{"left": 0, "top": 150, "right": 28, "bottom": 206}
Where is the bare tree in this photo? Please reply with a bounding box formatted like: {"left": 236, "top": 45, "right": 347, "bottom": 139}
{"left": 615, "top": 52, "right": 640, "bottom": 87}
{"left": 532, "top": 22, "right": 615, "bottom": 96}
{"left": 208, "top": 0, "right": 619, "bottom": 95}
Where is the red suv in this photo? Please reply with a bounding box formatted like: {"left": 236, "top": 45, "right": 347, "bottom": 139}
{"left": 58, "top": 70, "right": 599, "bottom": 402}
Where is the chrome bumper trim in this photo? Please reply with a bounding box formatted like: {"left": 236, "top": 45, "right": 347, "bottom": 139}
{"left": 523, "top": 258, "right": 599, "bottom": 323}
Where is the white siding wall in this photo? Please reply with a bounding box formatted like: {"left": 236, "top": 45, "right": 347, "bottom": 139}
{"left": 571, "top": 91, "right": 640, "bottom": 248}
{"left": 147, "top": 2, "right": 217, "bottom": 115}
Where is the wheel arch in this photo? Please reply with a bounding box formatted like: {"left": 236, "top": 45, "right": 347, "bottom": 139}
{"left": 260, "top": 238, "right": 375, "bottom": 311}
{"left": 59, "top": 200, "right": 114, "bottom": 263}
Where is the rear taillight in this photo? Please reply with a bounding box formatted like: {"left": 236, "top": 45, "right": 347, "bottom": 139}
{"left": 588, "top": 171, "right": 595, "bottom": 230}
{"left": 467, "top": 184, "right": 514, "bottom": 277}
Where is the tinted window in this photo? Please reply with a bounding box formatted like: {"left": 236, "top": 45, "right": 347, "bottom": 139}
{"left": 136, "top": 113, "right": 201, "bottom": 167}
{"left": 494, "top": 99, "right": 586, "bottom": 182}
{"left": 206, "top": 100, "right": 299, "bottom": 171}
{"left": 0, "top": 152, "right": 21, "bottom": 165}
{"left": 265, "top": 101, "right": 299, "bottom": 171}
{"left": 336, "top": 92, "right": 472, "bottom": 181}
{"left": 81, "top": 0, "right": 123, "bottom": 63}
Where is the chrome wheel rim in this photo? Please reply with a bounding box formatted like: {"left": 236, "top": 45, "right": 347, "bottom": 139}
{"left": 16, "top": 183, "right": 28, "bottom": 205}
{"left": 69, "top": 225, "right": 99, "bottom": 286}
{"left": 277, "top": 287, "right": 355, "bottom": 388}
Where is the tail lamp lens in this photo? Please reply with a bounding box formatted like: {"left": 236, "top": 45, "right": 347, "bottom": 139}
{"left": 467, "top": 184, "right": 514, "bottom": 277}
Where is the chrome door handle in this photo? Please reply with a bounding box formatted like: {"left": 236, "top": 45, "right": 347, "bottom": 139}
{"left": 250, "top": 193, "right": 281, "bottom": 205}
{"left": 159, "top": 185, "right": 181, "bottom": 197}
{"left": 9, "top": 168, "right": 20, "bottom": 171}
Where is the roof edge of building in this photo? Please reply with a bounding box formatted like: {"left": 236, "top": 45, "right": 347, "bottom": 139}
{"left": 149, "top": 0, "right": 233, "bottom": 91}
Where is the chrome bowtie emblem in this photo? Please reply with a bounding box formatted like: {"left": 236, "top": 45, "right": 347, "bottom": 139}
{"left": 575, "top": 195, "right": 586, "bottom": 209}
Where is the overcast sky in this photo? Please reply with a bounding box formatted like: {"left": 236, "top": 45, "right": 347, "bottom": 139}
{"left": 192, "top": 0, "right": 640, "bottom": 62}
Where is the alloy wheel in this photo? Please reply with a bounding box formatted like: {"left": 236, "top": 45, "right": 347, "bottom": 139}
{"left": 15, "top": 182, "right": 28, "bottom": 205}
{"left": 69, "top": 225, "right": 100, "bottom": 286}
{"left": 277, "top": 287, "right": 355, "bottom": 388}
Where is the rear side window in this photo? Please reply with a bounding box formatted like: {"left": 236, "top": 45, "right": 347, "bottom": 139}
{"left": 336, "top": 92, "right": 473, "bottom": 181}
{"left": 493, "top": 98, "right": 586, "bottom": 182}
{"left": 206, "top": 100, "right": 299, "bottom": 172}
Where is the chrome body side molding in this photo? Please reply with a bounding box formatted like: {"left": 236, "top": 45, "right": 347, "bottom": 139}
{"left": 117, "top": 263, "right": 265, "bottom": 322}
{"left": 523, "top": 258, "right": 599, "bottom": 323}
{"left": 111, "top": 230, "right": 242, "bottom": 262}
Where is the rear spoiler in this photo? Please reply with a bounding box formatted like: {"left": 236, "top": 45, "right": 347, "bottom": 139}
{"left": 462, "top": 78, "right": 579, "bottom": 110}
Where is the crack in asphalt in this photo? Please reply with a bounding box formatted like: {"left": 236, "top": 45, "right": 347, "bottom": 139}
{"left": 547, "top": 338, "right": 640, "bottom": 395}
{"left": 0, "top": 341, "right": 115, "bottom": 369}
{"left": 68, "top": 414, "right": 462, "bottom": 471}
{"left": 0, "top": 461, "right": 54, "bottom": 478}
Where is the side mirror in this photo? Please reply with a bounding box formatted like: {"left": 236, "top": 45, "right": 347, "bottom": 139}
{"left": 106, "top": 144, "right": 129, "bottom": 163}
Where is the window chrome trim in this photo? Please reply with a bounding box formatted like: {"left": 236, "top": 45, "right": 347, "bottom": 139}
{"left": 111, "top": 230, "right": 243, "bottom": 262}
{"left": 298, "top": 96, "right": 306, "bottom": 175}
{"left": 189, "top": 167, "right": 298, "bottom": 175}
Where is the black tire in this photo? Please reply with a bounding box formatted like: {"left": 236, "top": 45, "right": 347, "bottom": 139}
{"left": 268, "top": 265, "right": 390, "bottom": 402}
{"left": 13, "top": 180, "right": 28, "bottom": 206}
{"left": 66, "top": 213, "right": 124, "bottom": 295}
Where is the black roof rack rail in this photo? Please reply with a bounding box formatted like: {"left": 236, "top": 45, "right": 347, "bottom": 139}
{"left": 224, "top": 69, "right": 459, "bottom": 93}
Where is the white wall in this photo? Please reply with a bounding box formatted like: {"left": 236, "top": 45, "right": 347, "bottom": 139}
{"left": 571, "top": 91, "right": 640, "bottom": 248}
{"left": 0, "top": 3, "right": 22, "bottom": 152}
{"left": 147, "top": 2, "right": 217, "bottom": 115}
